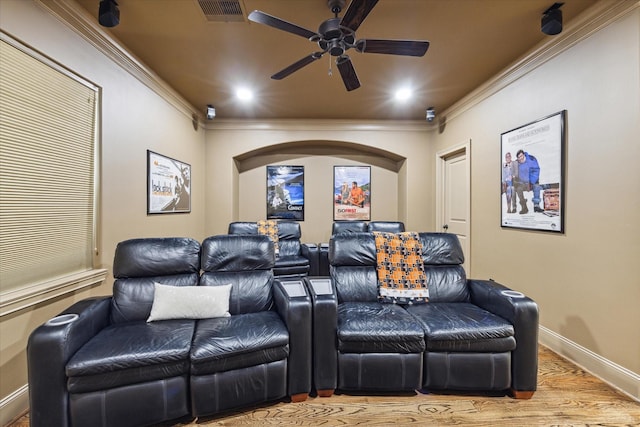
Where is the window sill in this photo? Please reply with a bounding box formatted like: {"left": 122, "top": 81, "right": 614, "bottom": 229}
{"left": 0, "top": 269, "right": 108, "bottom": 317}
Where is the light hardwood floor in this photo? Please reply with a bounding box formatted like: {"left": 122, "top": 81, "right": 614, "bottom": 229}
{"left": 9, "top": 345, "right": 640, "bottom": 426}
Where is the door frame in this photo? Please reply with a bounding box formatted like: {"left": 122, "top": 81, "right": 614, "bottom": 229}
{"left": 435, "top": 140, "right": 471, "bottom": 273}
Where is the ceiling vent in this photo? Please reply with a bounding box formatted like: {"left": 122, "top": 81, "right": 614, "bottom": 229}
{"left": 196, "top": 0, "right": 247, "bottom": 22}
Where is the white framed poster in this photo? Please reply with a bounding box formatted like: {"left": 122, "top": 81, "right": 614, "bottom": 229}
{"left": 501, "top": 111, "right": 566, "bottom": 232}
{"left": 147, "top": 150, "right": 191, "bottom": 214}
{"left": 334, "top": 165, "right": 371, "bottom": 221}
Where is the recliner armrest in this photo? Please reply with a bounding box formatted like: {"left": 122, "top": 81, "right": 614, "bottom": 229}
{"left": 273, "top": 279, "right": 312, "bottom": 400}
{"left": 301, "top": 243, "right": 320, "bottom": 276}
{"left": 303, "top": 277, "right": 338, "bottom": 396}
{"left": 27, "top": 296, "right": 112, "bottom": 427}
{"left": 468, "top": 279, "right": 539, "bottom": 396}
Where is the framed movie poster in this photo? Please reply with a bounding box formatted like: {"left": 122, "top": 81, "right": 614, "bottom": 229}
{"left": 147, "top": 150, "right": 191, "bottom": 214}
{"left": 500, "top": 110, "right": 566, "bottom": 232}
{"left": 266, "top": 165, "right": 304, "bottom": 220}
{"left": 334, "top": 165, "right": 371, "bottom": 221}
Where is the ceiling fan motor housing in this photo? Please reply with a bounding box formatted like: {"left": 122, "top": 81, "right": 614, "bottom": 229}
{"left": 318, "top": 18, "right": 355, "bottom": 56}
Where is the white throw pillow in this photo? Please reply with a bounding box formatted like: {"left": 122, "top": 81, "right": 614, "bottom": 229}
{"left": 147, "top": 283, "right": 232, "bottom": 322}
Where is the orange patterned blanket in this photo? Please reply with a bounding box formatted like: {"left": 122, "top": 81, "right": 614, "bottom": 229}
{"left": 257, "top": 219, "right": 279, "bottom": 256}
{"left": 374, "top": 231, "right": 428, "bottom": 304}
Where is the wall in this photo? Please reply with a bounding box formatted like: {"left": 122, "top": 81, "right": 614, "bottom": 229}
{"left": 433, "top": 4, "right": 640, "bottom": 396}
{"left": 0, "top": 1, "right": 206, "bottom": 423}
{"left": 204, "top": 123, "right": 432, "bottom": 244}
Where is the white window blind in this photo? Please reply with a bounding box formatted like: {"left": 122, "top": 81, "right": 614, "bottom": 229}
{"left": 0, "top": 33, "right": 99, "bottom": 298}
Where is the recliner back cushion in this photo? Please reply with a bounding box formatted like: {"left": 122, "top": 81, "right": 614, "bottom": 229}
{"left": 329, "top": 232, "right": 378, "bottom": 302}
{"left": 200, "top": 234, "right": 275, "bottom": 314}
{"left": 418, "top": 232, "right": 468, "bottom": 302}
{"left": 330, "top": 232, "right": 470, "bottom": 303}
{"left": 111, "top": 237, "right": 201, "bottom": 324}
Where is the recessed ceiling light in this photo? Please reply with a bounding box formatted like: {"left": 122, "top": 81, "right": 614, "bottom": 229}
{"left": 236, "top": 88, "right": 253, "bottom": 101}
{"left": 394, "top": 88, "right": 412, "bottom": 102}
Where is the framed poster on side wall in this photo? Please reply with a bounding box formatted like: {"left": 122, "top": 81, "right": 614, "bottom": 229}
{"left": 266, "top": 165, "right": 305, "bottom": 220}
{"left": 333, "top": 165, "right": 371, "bottom": 221}
{"left": 147, "top": 150, "right": 191, "bottom": 214}
{"left": 500, "top": 110, "right": 566, "bottom": 232}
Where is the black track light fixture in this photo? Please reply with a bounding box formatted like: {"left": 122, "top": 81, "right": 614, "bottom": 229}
{"left": 541, "top": 2, "right": 564, "bottom": 36}
{"left": 99, "top": 0, "right": 120, "bottom": 28}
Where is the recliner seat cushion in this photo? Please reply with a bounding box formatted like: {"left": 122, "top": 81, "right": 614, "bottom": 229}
{"left": 337, "top": 302, "right": 425, "bottom": 353}
{"left": 406, "top": 303, "right": 516, "bottom": 352}
{"left": 66, "top": 320, "right": 195, "bottom": 393}
{"left": 191, "top": 311, "right": 289, "bottom": 375}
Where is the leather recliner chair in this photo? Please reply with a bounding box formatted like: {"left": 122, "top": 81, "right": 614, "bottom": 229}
{"left": 27, "top": 235, "right": 313, "bottom": 427}
{"left": 308, "top": 232, "right": 538, "bottom": 398}
{"left": 28, "top": 237, "right": 201, "bottom": 427}
{"left": 228, "top": 221, "right": 317, "bottom": 278}
{"left": 190, "top": 234, "right": 312, "bottom": 416}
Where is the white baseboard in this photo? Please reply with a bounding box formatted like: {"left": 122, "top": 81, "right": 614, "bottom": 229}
{"left": 0, "top": 384, "right": 28, "bottom": 427}
{"left": 539, "top": 325, "right": 640, "bottom": 402}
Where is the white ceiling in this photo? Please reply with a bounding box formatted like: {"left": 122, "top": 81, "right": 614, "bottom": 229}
{"left": 73, "top": 0, "right": 598, "bottom": 121}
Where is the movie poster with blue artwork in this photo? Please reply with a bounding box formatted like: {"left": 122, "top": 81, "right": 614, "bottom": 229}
{"left": 267, "top": 165, "right": 304, "bottom": 220}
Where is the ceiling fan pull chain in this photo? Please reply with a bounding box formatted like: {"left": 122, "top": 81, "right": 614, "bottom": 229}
{"left": 328, "top": 54, "right": 333, "bottom": 76}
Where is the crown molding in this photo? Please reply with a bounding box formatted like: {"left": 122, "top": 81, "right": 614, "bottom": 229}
{"left": 440, "top": 0, "right": 640, "bottom": 125}
{"left": 36, "top": 0, "right": 200, "bottom": 121}
{"left": 204, "top": 118, "right": 430, "bottom": 132}
{"left": 35, "top": 0, "right": 638, "bottom": 131}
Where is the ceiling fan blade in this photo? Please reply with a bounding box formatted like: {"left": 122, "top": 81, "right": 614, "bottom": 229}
{"left": 356, "top": 39, "right": 430, "bottom": 57}
{"left": 271, "top": 52, "right": 324, "bottom": 80}
{"left": 336, "top": 56, "right": 361, "bottom": 91}
{"left": 248, "top": 10, "right": 318, "bottom": 40}
{"left": 340, "top": 0, "right": 379, "bottom": 32}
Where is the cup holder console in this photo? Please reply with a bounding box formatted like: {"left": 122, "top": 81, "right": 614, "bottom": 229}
{"left": 500, "top": 290, "right": 525, "bottom": 298}
{"left": 45, "top": 313, "right": 79, "bottom": 326}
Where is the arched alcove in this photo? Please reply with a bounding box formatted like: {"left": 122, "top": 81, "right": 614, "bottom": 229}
{"left": 232, "top": 140, "right": 408, "bottom": 242}
{"left": 234, "top": 140, "right": 406, "bottom": 172}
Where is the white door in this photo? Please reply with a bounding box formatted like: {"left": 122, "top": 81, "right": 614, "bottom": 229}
{"left": 436, "top": 141, "right": 471, "bottom": 271}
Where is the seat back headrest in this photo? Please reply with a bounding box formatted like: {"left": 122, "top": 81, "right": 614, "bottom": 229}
{"left": 367, "top": 221, "right": 405, "bottom": 233}
{"left": 201, "top": 234, "right": 275, "bottom": 272}
{"left": 332, "top": 221, "right": 368, "bottom": 235}
{"left": 113, "top": 237, "right": 200, "bottom": 278}
{"left": 418, "top": 232, "right": 465, "bottom": 265}
{"left": 276, "top": 220, "right": 301, "bottom": 240}
{"left": 329, "top": 232, "right": 377, "bottom": 266}
{"left": 228, "top": 221, "right": 258, "bottom": 235}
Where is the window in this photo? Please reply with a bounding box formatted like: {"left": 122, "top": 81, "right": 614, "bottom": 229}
{"left": 0, "top": 32, "right": 105, "bottom": 315}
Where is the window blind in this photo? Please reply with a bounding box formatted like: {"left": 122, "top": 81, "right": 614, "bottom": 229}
{"left": 0, "top": 34, "right": 99, "bottom": 296}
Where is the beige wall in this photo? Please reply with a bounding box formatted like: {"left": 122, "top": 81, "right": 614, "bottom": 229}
{"left": 0, "top": 1, "right": 206, "bottom": 422}
{"left": 433, "top": 6, "right": 640, "bottom": 378}
{"left": 1, "top": 0, "right": 639, "bottom": 424}
{"left": 204, "top": 123, "right": 433, "bottom": 243}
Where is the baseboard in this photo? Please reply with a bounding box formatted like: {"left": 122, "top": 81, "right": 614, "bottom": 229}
{"left": 0, "top": 384, "right": 28, "bottom": 427}
{"left": 539, "top": 325, "right": 640, "bottom": 402}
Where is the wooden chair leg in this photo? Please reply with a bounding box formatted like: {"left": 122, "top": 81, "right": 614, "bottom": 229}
{"left": 317, "top": 389, "right": 334, "bottom": 397}
{"left": 290, "top": 393, "right": 309, "bottom": 402}
{"left": 511, "top": 389, "right": 535, "bottom": 399}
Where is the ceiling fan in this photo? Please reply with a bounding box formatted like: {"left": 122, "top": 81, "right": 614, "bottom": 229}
{"left": 248, "top": 0, "right": 430, "bottom": 91}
